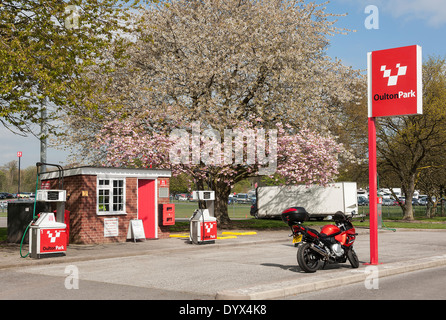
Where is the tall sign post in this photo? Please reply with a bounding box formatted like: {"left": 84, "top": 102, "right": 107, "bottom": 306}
{"left": 17, "top": 151, "right": 22, "bottom": 194}
{"left": 367, "top": 45, "right": 422, "bottom": 264}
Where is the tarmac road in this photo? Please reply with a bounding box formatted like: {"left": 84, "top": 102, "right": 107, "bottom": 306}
{"left": 0, "top": 268, "right": 213, "bottom": 300}
{"left": 2, "top": 228, "right": 446, "bottom": 301}
{"left": 284, "top": 265, "right": 446, "bottom": 300}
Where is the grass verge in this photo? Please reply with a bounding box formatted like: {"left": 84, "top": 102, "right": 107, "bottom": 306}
{"left": 168, "top": 217, "right": 446, "bottom": 233}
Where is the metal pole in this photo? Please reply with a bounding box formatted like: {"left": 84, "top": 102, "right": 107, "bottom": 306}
{"left": 40, "top": 100, "right": 47, "bottom": 173}
{"left": 18, "top": 156, "right": 20, "bottom": 194}
{"left": 368, "top": 117, "right": 378, "bottom": 264}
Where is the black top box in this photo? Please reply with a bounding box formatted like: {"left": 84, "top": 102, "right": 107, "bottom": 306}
{"left": 281, "top": 207, "right": 309, "bottom": 225}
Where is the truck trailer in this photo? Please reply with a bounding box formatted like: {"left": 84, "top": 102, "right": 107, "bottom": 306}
{"left": 252, "top": 182, "right": 358, "bottom": 220}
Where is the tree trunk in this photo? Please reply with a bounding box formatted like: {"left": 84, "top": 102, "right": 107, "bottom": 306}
{"left": 426, "top": 197, "right": 434, "bottom": 218}
{"left": 214, "top": 181, "right": 232, "bottom": 226}
{"left": 401, "top": 175, "right": 416, "bottom": 221}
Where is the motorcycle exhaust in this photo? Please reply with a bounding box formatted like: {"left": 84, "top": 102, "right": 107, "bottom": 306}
{"left": 310, "top": 243, "right": 330, "bottom": 259}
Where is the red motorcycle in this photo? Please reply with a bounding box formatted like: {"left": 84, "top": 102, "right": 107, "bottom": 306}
{"left": 281, "top": 207, "right": 359, "bottom": 273}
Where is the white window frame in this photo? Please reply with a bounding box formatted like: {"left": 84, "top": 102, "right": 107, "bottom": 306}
{"left": 97, "top": 177, "right": 126, "bottom": 215}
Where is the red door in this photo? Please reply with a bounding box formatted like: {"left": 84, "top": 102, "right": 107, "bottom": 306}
{"left": 138, "top": 179, "right": 157, "bottom": 239}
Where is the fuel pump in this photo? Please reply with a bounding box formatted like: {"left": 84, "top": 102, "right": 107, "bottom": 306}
{"left": 189, "top": 191, "right": 217, "bottom": 244}
{"left": 29, "top": 211, "right": 67, "bottom": 258}
{"left": 20, "top": 162, "right": 68, "bottom": 259}
{"left": 29, "top": 190, "right": 67, "bottom": 258}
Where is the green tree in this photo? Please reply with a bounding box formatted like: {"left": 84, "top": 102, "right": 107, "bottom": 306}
{"left": 60, "top": 0, "right": 362, "bottom": 225}
{"left": 0, "top": 160, "right": 18, "bottom": 193}
{"left": 331, "top": 82, "right": 369, "bottom": 187}
{"left": 377, "top": 56, "right": 446, "bottom": 220}
{"left": 21, "top": 166, "right": 38, "bottom": 192}
{"left": 170, "top": 173, "right": 192, "bottom": 195}
{"left": 0, "top": 0, "right": 144, "bottom": 135}
{"left": 416, "top": 162, "right": 446, "bottom": 217}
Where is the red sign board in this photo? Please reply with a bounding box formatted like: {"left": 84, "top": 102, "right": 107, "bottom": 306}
{"left": 200, "top": 221, "right": 217, "bottom": 241}
{"left": 39, "top": 228, "right": 67, "bottom": 253}
{"left": 41, "top": 181, "right": 51, "bottom": 190}
{"left": 17, "top": 151, "right": 22, "bottom": 157}
{"left": 368, "top": 45, "right": 422, "bottom": 117}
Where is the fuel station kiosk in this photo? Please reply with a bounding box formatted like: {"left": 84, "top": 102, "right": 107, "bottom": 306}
{"left": 16, "top": 164, "right": 174, "bottom": 257}
{"left": 39, "top": 166, "right": 173, "bottom": 244}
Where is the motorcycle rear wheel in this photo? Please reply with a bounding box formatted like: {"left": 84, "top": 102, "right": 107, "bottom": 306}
{"left": 297, "top": 243, "right": 320, "bottom": 273}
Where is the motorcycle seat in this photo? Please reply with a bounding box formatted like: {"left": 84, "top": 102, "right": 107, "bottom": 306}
{"left": 307, "top": 228, "right": 320, "bottom": 237}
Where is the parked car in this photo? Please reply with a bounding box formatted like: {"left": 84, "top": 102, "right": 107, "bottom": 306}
{"left": 235, "top": 193, "right": 250, "bottom": 204}
{"left": 176, "top": 193, "right": 188, "bottom": 201}
{"left": 382, "top": 198, "right": 396, "bottom": 206}
{"left": 418, "top": 197, "right": 427, "bottom": 206}
{"left": 0, "top": 192, "right": 13, "bottom": 199}
{"left": 358, "top": 197, "right": 369, "bottom": 206}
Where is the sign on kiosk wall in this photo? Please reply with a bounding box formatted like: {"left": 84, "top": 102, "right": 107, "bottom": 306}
{"left": 368, "top": 45, "right": 422, "bottom": 117}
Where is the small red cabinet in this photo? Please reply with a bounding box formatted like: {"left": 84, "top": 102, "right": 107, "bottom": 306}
{"left": 159, "top": 204, "right": 175, "bottom": 226}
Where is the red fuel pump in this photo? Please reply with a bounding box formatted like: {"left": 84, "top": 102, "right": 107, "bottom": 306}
{"left": 189, "top": 191, "right": 217, "bottom": 244}
{"left": 29, "top": 212, "right": 67, "bottom": 258}
{"left": 23, "top": 162, "right": 68, "bottom": 259}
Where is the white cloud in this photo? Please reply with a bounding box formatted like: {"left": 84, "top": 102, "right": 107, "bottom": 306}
{"left": 335, "top": 0, "right": 446, "bottom": 28}
{"left": 382, "top": 0, "right": 446, "bottom": 27}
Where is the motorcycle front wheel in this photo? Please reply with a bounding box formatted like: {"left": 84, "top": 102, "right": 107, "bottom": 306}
{"left": 297, "top": 243, "right": 320, "bottom": 273}
{"left": 347, "top": 248, "right": 359, "bottom": 268}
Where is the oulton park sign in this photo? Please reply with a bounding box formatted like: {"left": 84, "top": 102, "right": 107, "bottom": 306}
{"left": 368, "top": 45, "right": 422, "bottom": 118}
{"left": 367, "top": 44, "right": 422, "bottom": 265}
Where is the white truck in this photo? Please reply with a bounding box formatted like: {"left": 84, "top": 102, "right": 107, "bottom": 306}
{"left": 252, "top": 182, "right": 358, "bottom": 220}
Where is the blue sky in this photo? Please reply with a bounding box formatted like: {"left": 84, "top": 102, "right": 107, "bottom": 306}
{"left": 2, "top": 0, "right": 446, "bottom": 169}
{"left": 322, "top": 0, "right": 446, "bottom": 70}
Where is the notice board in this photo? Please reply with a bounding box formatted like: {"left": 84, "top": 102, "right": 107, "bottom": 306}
{"left": 127, "top": 219, "right": 146, "bottom": 241}
{"left": 104, "top": 218, "right": 119, "bottom": 237}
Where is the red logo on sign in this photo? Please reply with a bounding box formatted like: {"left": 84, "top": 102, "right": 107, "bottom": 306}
{"left": 17, "top": 151, "right": 22, "bottom": 157}
{"left": 41, "top": 181, "right": 51, "bottom": 190}
{"left": 380, "top": 63, "right": 407, "bottom": 86}
{"left": 368, "top": 45, "right": 422, "bottom": 118}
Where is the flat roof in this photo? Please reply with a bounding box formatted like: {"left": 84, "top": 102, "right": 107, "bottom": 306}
{"left": 40, "top": 166, "right": 172, "bottom": 180}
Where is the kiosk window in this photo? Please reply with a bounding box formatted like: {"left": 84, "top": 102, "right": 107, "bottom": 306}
{"left": 98, "top": 178, "right": 125, "bottom": 215}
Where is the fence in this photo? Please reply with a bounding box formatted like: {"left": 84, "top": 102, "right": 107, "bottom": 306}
{"left": 0, "top": 202, "right": 7, "bottom": 214}
{"left": 357, "top": 204, "right": 445, "bottom": 219}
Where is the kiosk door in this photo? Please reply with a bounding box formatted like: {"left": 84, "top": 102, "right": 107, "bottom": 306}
{"left": 138, "top": 179, "right": 157, "bottom": 239}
